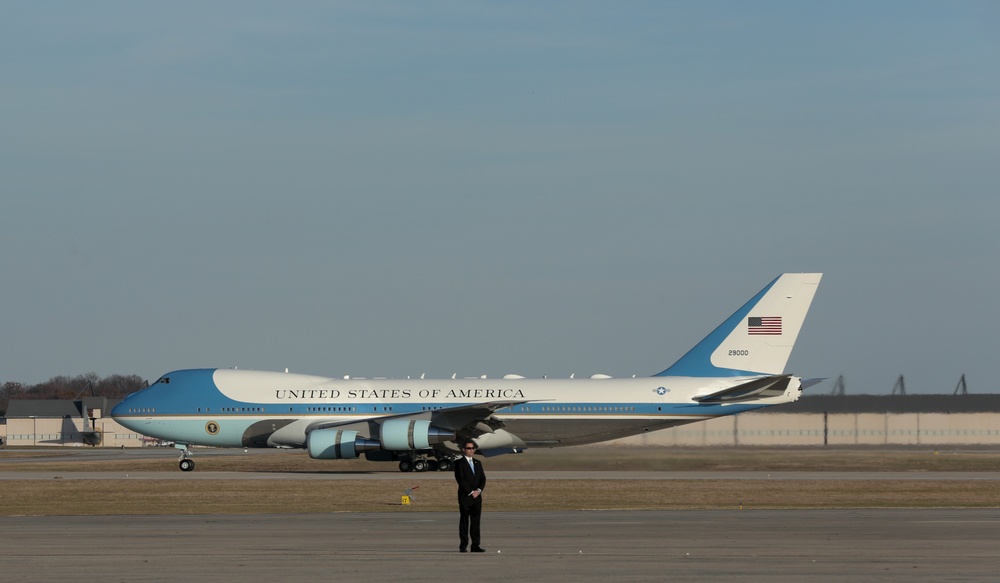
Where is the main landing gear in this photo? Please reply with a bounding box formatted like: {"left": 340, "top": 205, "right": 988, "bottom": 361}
{"left": 398, "top": 455, "right": 456, "bottom": 473}
{"left": 177, "top": 445, "right": 195, "bottom": 471}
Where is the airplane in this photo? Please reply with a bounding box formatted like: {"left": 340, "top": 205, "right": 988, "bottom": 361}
{"left": 79, "top": 403, "right": 103, "bottom": 446}
{"left": 111, "top": 273, "right": 822, "bottom": 472}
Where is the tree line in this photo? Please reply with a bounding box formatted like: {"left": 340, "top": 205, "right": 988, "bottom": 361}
{"left": 0, "top": 373, "right": 147, "bottom": 416}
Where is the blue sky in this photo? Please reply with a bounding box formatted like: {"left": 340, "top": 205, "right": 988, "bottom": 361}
{"left": 2, "top": 2, "right": 998, "bottom": 394}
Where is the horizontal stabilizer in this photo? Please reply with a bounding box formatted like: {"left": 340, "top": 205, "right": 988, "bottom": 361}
{"left": 693, "top": 375, "right": 793, "bottom": 404}
{"left": 800, "top": 377, "right": 827, "bottom": 390}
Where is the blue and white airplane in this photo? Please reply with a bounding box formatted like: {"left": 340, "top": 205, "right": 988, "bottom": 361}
{"left": 112, "top": 273, "right": 822, "bottom": 472}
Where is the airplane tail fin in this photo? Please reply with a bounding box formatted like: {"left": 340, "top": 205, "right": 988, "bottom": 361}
{"left": 655, "top": 273, "right": 822, "bottom": 378}
{"left": 75, "top": 400, "right": 103, "bottom": 446}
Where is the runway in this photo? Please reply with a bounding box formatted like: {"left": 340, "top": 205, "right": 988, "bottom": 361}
{"left": 4, "top": 445, "right": 999, "bottom": 480}
{"left": 5, "top": 509, "right": 999, "bottom": 582}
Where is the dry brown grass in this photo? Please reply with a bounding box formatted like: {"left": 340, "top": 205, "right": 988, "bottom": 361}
{"left": 489, "top": 446, "right": 1000, "bottom": 472}
{"left": 3, "top": 447, "right": 999, "bottom": 516}
{"left": 5, "top": 478, "right": 999, "bottom": 516}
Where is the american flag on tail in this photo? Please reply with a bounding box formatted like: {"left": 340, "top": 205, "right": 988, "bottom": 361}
{"left": 747, "top": 316, "right": 782, "bottom": 335}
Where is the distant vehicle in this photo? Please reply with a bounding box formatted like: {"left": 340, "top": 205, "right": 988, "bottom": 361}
{"left": 112, "top": 273, "right": 822, "bottom": 472}
{"left": 141, "top": 437, "right": 174, "bottom": 447}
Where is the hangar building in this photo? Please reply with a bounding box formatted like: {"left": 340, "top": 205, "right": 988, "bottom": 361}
{"left": 3, "top": 397, "right": 146, "bottom": 447}
{"left": 3, "top": 394, "right": 999, "bottom": 448}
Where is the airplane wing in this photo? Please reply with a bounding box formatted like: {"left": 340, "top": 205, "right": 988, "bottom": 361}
{"left": 692, "top": 374, "right": 795, "bottom": 404}
{"left": 300, "top": 400, "right": 532, "bottom": 457}
{"left": 427, "top": 400, "right": 530, "bottom": 432}
{"left": 305, "top": 400, "right": 529, "bottom": 434}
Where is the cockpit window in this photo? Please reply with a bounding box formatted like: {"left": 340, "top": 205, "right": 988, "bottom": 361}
{"left": 156, "top": 377, "right": 170, "bottom": 385}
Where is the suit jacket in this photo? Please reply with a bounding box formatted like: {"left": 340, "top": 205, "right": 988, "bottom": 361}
{"left": 454, "top": 456, "right": 486, "bottom": 504}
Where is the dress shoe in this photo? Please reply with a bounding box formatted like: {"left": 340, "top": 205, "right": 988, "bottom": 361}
{"left": 471, "top": 546, "right": 485, "bottom": 553}
{"left": 459, "top": 547, "right": 467, "bottom": 553}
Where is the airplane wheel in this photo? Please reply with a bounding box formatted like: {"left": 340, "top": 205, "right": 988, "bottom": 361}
{"left": 399, "top": 459, "right": 414, "bottom": 472}
{"left": 437, "top": 459, "right": 453, "bottom": 472}
{"left": 179, "top": 459, "right": 195, "bottom": 472}
{"left": 413, "top": 459, "right": 428, "bottom": 472}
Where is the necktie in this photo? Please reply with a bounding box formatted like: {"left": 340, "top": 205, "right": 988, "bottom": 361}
{"left": 469, "top": 459, "right": 475, "bottom": 474}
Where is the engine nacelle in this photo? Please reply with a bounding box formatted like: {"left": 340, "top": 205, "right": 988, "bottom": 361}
{"left": 307, "top": 429, "right": 380, "bottom": 460}
{"left": 473, "top": 428, "right": 526, "bottom": 452}
{"left": 379, "top": 419, "right": 455, "bottom": 451}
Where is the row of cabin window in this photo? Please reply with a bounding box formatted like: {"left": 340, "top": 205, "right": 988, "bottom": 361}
{"left": 539, "top": 406, "right": 636, "bottom": 412}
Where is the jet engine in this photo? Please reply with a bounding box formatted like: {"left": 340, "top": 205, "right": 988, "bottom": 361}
{"left": 307, "top": 419, "right": 455, "bottom": 459}
{"left": 379, "top": 419, "right": 455, "bottom": 450}
{"left": 307, "top": 429, "right": 380, "bottom": 460}
{"left": 472, "top": 428, "right": 526, "bottom": 452}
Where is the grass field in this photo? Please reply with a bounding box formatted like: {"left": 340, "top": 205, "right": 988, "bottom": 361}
{"left": 3, "top": 446, "right": 999, "bottom": 515}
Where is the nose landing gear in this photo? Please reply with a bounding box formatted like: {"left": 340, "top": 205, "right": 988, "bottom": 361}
{"left": 177, "top": 445, "right": 195, "bottom": 471}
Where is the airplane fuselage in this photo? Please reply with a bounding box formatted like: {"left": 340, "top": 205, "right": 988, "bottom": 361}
{"left": 113, "top": 368, "right": 801, "bottom": 451}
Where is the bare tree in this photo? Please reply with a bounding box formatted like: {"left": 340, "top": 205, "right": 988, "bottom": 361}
{"left": 95, "top": 374, "right": 147, "bottom": 399}
{"left": 0, "top": 373, "right": 148, "bottom": 415}
{"left": 0, "top": 381, "right": 26, "bottom": 416}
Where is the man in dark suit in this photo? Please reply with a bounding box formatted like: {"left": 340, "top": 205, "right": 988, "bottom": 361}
{"left": 454, "top": 440, "right": 486, "bottom": 552}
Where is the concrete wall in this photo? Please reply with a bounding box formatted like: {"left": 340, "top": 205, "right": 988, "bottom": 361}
{"left": 5, "top": 411, "right": 1000, "bottom": 448}
{"left": 611, "top": 412, "right": 1000, "bottom": 447}
{"left": 4, "top": 416, "right": 146, "bottom": 447}
{"left": 93, "top": 418, "right": 149, "bottom": 447}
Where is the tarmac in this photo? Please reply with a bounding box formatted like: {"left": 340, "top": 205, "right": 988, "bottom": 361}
{"left": 4, "top": 448, "right": 1000, "bottom": 581}
{"left": 4, "top": 509, "right": 1000, "bottom": 582}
